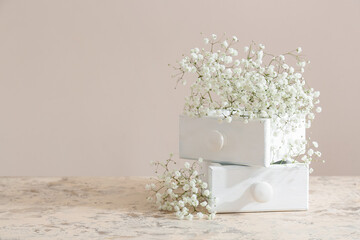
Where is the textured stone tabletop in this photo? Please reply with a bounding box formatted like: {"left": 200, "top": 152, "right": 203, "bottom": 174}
{"left": 0, "top": 177, "right": 359, "bottom": 240}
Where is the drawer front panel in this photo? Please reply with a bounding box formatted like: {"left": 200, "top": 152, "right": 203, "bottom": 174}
{"left": 179, "top": 115, "right": 271, "bottom": 167}
{"left": 209, "top": 163, "right": 309, "bottom": 212}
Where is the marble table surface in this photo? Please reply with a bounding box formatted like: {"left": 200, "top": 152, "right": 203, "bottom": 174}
{"left": 0, "top": 176, "right": 359, "bottom": 240}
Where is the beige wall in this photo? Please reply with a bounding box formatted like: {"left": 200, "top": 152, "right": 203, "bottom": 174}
{"left": 0, "top": 0, "right": 359, "bottom": 176}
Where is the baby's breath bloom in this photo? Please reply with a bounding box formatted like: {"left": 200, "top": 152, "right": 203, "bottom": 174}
{"left": 308, "top": 149, "right": 314, "bottom": 156}
{"left": 208, "top": 213, "right": 216, "bottom": 220}
{"left": 282, "top": 64, "right": 289, "bottom": 69}
{"left": 183, "top": 184, "right": 190, "bottom": 191}
{"left": 222, "top": 40, "right": 229, "bottom": 48}
{"left": 186, "top": 213, "right": 194, "bottom": 220}
{"left": 197, "top": 212, "right": 204, "bottom": 219}
{"left": 146, "top": 154, "right": 216, "bottom": 220}
{"left": 203, "top": 189, "right": 210, "bottom": 197}
{"left": 174, "top": 171, "right": 181, "bottom": 178}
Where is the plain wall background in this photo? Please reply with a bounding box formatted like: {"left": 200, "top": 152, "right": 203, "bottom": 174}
{"left": 0, "top": 0, "right": 359, "bottom": 176}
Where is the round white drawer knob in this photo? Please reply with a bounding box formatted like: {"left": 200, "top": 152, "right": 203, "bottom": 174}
{"left": 206, "top": 130, "right": 224, "bottom": 152}
{"left": 252, "top": 182, "right": 273, "bottom": 203}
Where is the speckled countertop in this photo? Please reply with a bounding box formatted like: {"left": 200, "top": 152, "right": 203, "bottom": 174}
{"left": 0, "top": 177, "right": 359, "bottom": 240}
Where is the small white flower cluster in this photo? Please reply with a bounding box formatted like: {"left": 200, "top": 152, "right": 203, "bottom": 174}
{"left": 172, "top": 34, "right": 322, "bottom": 166}
{"left": 146, "top": 155, "right": 216, "bottom": 220}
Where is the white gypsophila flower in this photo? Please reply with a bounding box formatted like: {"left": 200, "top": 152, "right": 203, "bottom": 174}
{"left": 204, "top": 38, "right": 210, "bottom": 44}
{"left": 296, "top": 47, "right": 302, "bottom": 53}
{"left": 146, "top": 154, "right": 216, "bottom": 220}
{"left": 171, "top": 182, "right": 178, "bottom": 189}
{"left": 232, "top": 36, "right": 238, "bottom": 42}
{"left": 209, "top": 213, "right": 216, "bottom": 220}
{"left": 222, "top": 40, "right": 229, "bottom": 48}
{"left": 183, "top": 184, "right": 190, "bottom": 191}
{"left": 197, "top": 212, "right": 204, "bottom": 219}
{"left": 174, "top": 170, "right": 181, "bottom": 178}
{"left": 206, "top": 204, "right": 213, "bottom": 212}
{"left": 316, "top": 107, "right": 322, "bottom": 113}
{"left": 189, "top": 179, "right": 196, "bottom": 187}
{"left": 184, "top": 162, "right": 190, "bottom": 169}
{"left": 312, "top": 141, "right": 319, "bottom": 148}
{"left": 308, "top": 149, "right": 314, "bottom": 156}
{"left": 203, "top": 189, "right": 210, "bottom": 197}
{"left": 198, "top": 157, "right": 203, "bottom": 163}
{"left": 211, "top": 34, "right": 217, "bottom": 40}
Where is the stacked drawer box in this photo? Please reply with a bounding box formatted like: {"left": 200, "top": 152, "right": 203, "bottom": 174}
{"left": 179, "top": 115, "right": 308, "bottom": 212}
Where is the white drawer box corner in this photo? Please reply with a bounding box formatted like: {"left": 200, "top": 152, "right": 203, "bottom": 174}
{"left": 208, "top": 163, "right": 309, "bottom": 213}
{"left": 179, "top": 115, "right": 271, "bottom": 167}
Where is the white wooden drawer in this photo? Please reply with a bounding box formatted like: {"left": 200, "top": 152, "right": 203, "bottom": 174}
{"left": 208, "top": 163, "right": 309, "bottom": 213}
{"left": 179, "top": 115, "right": 271, "bottom": 167}
{"left": 179, "top": 115, "right": 306, "bottom": 166}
